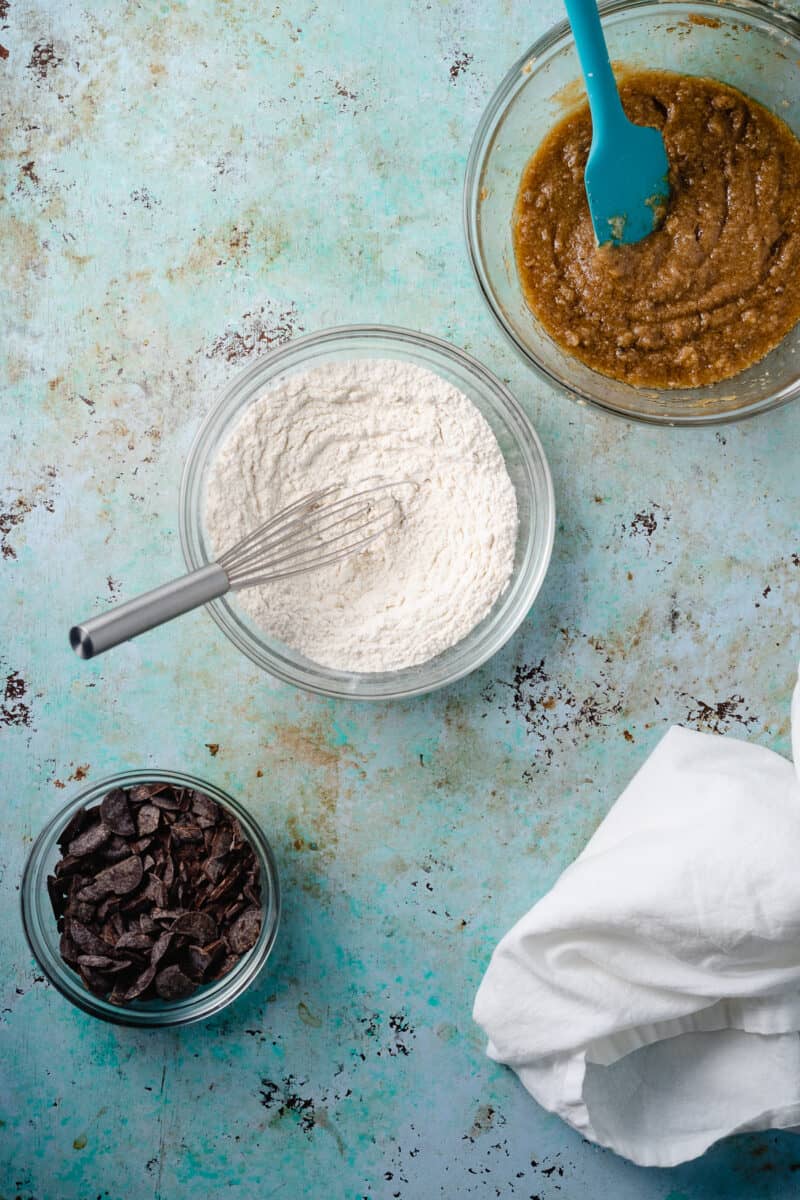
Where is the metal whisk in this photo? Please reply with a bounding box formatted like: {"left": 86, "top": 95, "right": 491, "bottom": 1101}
{"left": 70, "top": 481, "right": 414, "bottom": 660}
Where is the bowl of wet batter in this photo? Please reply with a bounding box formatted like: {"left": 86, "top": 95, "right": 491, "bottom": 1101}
{"left": 465, "top": 0, "right": 800, "bottom": 424}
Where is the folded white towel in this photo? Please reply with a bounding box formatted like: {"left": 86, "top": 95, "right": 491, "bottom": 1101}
{"left": 474, "top": 667, "right": 800, "bottom": 1167}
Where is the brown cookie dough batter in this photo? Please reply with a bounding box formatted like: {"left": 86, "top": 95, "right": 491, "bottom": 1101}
{"left": 514, "top": 71, "right": 800, "bottom": 388}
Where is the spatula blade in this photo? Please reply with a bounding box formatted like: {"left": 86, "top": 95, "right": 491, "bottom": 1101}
{"left": 585, "top": 121, "right": 670, "bottom": 246}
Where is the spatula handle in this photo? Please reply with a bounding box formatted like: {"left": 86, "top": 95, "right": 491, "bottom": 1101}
{"left": 70, "top": 563, "right": 230, "bottom": 659}
{"left": 563, "top": 0, "right": 626, "bottom": 133}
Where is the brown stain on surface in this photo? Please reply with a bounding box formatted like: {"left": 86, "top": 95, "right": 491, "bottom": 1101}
{"left": 166, "top": 213, "right": 288, "bottom": 282}
{"left": 273, "top": 722, "right": 342, "bottom": 772}
{"left": 271, "top": 718, "right": 362, "bottom": 863}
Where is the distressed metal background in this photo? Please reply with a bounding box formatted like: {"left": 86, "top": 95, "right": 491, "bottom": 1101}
{"left": 2, "top": 1, "right": 800, "bottom": 1197}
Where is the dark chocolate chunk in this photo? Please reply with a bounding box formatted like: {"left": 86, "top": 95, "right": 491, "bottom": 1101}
{"left": 75, "top": 854, "right": 143, "bottom": 901}
{"left": 100, "top": 788, "right": 136, "bottom": 836}
{"left": 115, "top": 930, "right": 154, "bottom": 953}
{"left": 115, "top": 964, "right": 157, "bottom": 1002}
{"left": 77, "top": 954, "right": 131, "bottom": 973}
{"left": 68, "top": 819, "right": 111, "bottom": 857}
{"left": 170, "top": 822, "right": 204, "bottom": 845}
{"left": 171, "top": 911, "right": 217, "bottom": 945}
{"left": 226, "top": 905, "right": 262, "bottom": 954}
{"left": 150, "top": 930, "right": 174, "bottom": 967}
{"left": 192, "top": 793, "right": 221, "bottom": 827}
{"left": 49, "top": 780, "right": 264, "bottom": 1005}
{"left": 136, "top": 804, "right": 161, "bottom": 836}
{"left": 58, "top": 805, "right": 94, "bottom": 849}
{"left": 155, "top": 964, "right": 195, "bottom": 1000}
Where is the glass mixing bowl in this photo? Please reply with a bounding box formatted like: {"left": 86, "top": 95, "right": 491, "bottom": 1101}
{"left": 465, "top": 0, "right": 800, "bottom": 425}
{"left": 21, "top": 770, "right": 281, "bottom": 1027}
{"left": 180, "top": 325, "right": 555, "bottom": 700}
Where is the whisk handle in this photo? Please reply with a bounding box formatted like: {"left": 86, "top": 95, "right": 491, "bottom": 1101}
{"left": 70, "top": 563, "right": 230, "bottom": 659}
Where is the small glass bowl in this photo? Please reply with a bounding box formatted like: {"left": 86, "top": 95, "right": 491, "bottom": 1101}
{"left": 21, "top": 770, "right": 281, "bottom": 1027}
{"left": 180, "top": 325, "right": 555, "bottom": 699}
{"left": 465, "top": 0, "right": 800, "bottom": 425}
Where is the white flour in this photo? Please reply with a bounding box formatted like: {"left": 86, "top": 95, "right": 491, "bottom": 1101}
{"left": 205, "top": 358, "right": 518, "bottom": 672}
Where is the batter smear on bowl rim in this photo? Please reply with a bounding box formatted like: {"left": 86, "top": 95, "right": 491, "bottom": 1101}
{"left": 513, "top": 70, "right": 800, "bottom": 388}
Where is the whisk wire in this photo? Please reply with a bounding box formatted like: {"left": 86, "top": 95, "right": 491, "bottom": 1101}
{"left": 222, "top": 481, "right": 414, "bottom": 589}
{"left": 217, "top": 487, "right": 335, "bottom": 570}
{"left": 225, "top": 490, "right": 380, "bottom": 575}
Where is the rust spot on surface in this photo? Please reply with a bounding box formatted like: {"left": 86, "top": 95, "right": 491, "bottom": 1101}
{"left": 623, "top": 729, "right": 634, "bottom": 742}
{"left": 497, "top": 657, "right": 623, "bottom": 775}
{"left": 207, "top": 302, "right": 302, "bottom": 363}
{"left": 206, "top": 742, "right": 220, "bottom": 757}
{"left": 0, "top": 45, "right": 10, "bottom": 61}
{"left": 449, "top": 51, "right": 473, "bottom": 82}
{"left": 466, "top": 1104, "right": 502, "bottom": 1141}
{"left": 2, "top": 671, "right": 31, "bottom": 727}
{"left": 130, "top": 187, "right": 159, "bottom": 209}
{"left": 1, "top": 471, "right": 57, "bottom": 560}
{"left": 333, "top": 80, "right": 360, "bottom": 111}
{"left": 688, "top": 13, "right": 721, "bottom": 28}
{"left": 629, "top": 510, "right": 658, "bottom": 540}
{"left": 27, "top": 41, "right": 63, "bottom": 80}
{"left": 69, "top": 763, "right": 90, "bottom": 782}
{"left": 682, "top": 693, "right": 758, "bottom": 735}
{"left": 18, "top": 160, "right": 40, "bottom": 189}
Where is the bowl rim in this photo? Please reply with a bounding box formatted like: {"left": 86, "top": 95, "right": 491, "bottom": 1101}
{"left": 20, "top": 769, "right": 281, "bottom": 1028}
{"left": 463, "top": 0, "right": 800, "bottom": 427}
{"left": 179, "top": 323, "right": 556, "bottom": 700}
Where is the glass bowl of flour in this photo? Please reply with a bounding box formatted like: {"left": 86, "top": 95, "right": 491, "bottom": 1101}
{"left": 180, "top": 325, "right": 554, "bottom": 699}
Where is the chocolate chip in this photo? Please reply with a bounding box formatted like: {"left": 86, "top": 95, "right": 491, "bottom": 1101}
{"left": 171, "top": 822, "right": 204, "bottom": 845}
{"left": 192, "top": 793, "right": 221, "bottom": 827}
{"left": 68, "top": 819, "right": 111, "bottom": 856}
{"left": 226, "top": 905, "right": 262, "bottom": 954}
{"left": 171, "top": 911, "right": 217, "bottom": 945}
{"left": 77, "top": 954, "right": 131, "bottom": 973}
{"left": 115, "top": 930, "right": 154, "bottom": 953}
{"left": 136, "top": 805, "right": 160, "bottom": 836}
{"left": 128, "top": 783, "right": 169, "bottom": 803}
{"left": 49, "top": 781, "right": 264, "bottom": 1006}
{"left": 100, "top": 788, "right": 136, "bottom": 836}
{"left": 75, "top": 854, "right": 143, "bottom": 901}
{"left": 149, "top": 930, "right": 174, "bottom": 967}
{"left": 155, "top": 964, "right": 195, "bottom": 1000}
{"left": 58, "top": 805, "right": 94, "bottom": 849}
{"left": 114, "top": 964, "right": 157, "bottom": 1002}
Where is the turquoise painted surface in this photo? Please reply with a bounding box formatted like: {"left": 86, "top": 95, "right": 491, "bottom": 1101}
{"left": 2, "top": 1, "right": 800, "bottom": 1197}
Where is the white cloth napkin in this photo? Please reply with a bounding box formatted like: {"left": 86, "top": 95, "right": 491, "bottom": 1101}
{"left": 474, "top": 666, "right": 800, "bottom": 1167}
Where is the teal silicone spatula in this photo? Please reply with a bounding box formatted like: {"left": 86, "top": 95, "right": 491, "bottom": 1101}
{"left": 563, "top": 0, "right": 670, "bottom": 245}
